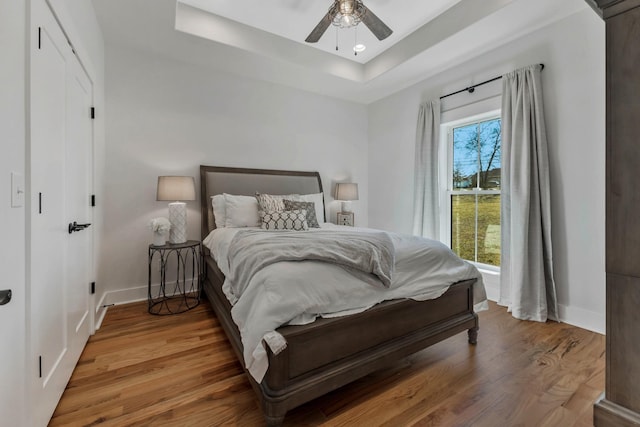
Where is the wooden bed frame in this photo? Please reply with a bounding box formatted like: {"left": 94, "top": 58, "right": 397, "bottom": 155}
{"left": 199, "top": 165, "right": 479, "bottom": 426}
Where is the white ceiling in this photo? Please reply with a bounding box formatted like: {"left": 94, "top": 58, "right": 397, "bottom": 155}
{"left": 92, "top": 0, "right": 588, "bottom": 104}
{"left": 178, "top": 0, "right": 463, "bottom": 64}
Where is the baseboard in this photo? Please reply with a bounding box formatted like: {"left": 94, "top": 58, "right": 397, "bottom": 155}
{"left": 95, "top": 279, "right": 198, "bottom": 326}
{"left": 94, "top": 292, "right": 108, "bottom": 330}
{"left": 595, "top": 394, "right": 640, "bottom": 426}
{"left": 478, "top": 269, "right": 605, "bottom": 335}
{"left": 557, "top": 303, "right": 605, "bottom": 335}
{"left": 104, "top": 284, "right": 150, "bottom": 306}
{"left": 92, "top": 284, "right": 158, "bottom": 331}
{"left": 94, "top": 286, "right": 149, "bottom": 330}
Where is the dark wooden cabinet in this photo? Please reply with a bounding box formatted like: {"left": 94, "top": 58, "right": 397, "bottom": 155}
{"left": 590, "top": 1, "right": 640, "bottom": 425}
{"left": 606, "top": 7, "right": 640, "bottom": 278}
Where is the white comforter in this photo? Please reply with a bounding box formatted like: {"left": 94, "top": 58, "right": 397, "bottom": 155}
{"left": 203, "top": 224, "right": 488, "bottom": 382}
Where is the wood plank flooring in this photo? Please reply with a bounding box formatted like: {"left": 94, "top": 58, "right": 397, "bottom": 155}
{"left": 50, "top": 301, "right": 605, "bottom": 426}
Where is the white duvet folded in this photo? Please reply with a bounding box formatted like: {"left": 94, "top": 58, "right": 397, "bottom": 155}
{"left": 203, "top": 224, "right": 488, "bottom": 382}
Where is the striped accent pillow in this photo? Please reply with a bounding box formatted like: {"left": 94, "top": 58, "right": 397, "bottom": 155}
{"left": 255, "top": 193, "right": 299, "bottom": 212}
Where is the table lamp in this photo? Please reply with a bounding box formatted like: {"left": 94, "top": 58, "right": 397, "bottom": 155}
{"left": 335, "top": 182, "right": 359, "bottom": 213}
{"left": 156, "top": 176, "right": 196, "bottom": 244}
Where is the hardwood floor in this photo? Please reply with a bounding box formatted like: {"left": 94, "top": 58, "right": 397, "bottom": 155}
{"left": 50, "top": 300, "right": 605, "bottom": 426}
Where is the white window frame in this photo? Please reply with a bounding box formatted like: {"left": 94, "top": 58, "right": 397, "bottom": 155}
{"left": 439, "top": 107, "right": 502, "bottom": 273}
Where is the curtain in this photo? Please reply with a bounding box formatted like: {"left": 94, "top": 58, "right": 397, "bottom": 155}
{"left": 412, "top": 100, "right": 441, "bottom": 239}
{"left": 500, "top": 64, "right": 558, "bottom": 322}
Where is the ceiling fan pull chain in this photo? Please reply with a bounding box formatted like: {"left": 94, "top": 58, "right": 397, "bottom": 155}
{"left": 354, "top": 26, "right": 358, "bottom": 56}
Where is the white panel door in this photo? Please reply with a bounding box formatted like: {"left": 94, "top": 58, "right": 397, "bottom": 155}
{"left": 30, "top": 1, "right": 93, "bottom": 425}
{"left": 64, "top": 49, "right": 93, "bottom": 362}
{"left": 30, "top": 6, "right": 68, "bottom": 422}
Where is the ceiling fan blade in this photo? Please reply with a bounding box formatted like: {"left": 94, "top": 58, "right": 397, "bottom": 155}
{"left": 305, "top": 11, "right": 334, "bottom": 43}
{"left": 360, "top": 5, "right": 393, "bottom": 41}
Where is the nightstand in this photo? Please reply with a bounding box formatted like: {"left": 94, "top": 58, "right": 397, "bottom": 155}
{"left": 148, "top": 240, "right": 202, "bottom": 315}
{"left": 337, "top": 212, "right": 354, "bottom": 226}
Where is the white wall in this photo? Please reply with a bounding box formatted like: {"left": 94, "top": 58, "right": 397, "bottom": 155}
{"left": 101, "top": 45, "right": 369, "bottom": 302}
{"left": 0, "top": 1, "right": 27, "bottom": 425}
{"left": 368, "top": 9, "right": 606, "bottom": 333}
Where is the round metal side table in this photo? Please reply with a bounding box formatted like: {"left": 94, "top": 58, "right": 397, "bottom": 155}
{"left": 148, "top": 240, "right": 202, "bottom": 315}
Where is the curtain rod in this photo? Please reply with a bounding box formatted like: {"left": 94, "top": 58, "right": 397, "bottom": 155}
{"left": 439, "top": 63, "right": 545, "bottom": 101}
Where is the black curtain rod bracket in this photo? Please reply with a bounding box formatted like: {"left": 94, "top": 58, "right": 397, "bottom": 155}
{"left": 440, "top": 63, "right": 545, "bottom": 100}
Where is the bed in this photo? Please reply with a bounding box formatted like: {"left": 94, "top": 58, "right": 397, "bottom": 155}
{"left": 199, "top": 165, "right": 483, "bottom": 426}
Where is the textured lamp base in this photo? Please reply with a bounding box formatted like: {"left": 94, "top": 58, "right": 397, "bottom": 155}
{"left": 168, "top": 202, "right": 187, "bottom": 244}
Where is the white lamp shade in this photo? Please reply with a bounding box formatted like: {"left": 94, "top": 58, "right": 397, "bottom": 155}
{"left": 156, "top": 176, "right": 196, "bottom": 201}
{"left": 335, "top": 183, "right": 359, "bottom": 201}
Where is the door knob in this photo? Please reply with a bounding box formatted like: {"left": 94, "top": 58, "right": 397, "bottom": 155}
{"left": 68, "top": 221, "right": 91, "bottom": 234}
{"left": 0, "top": 290, "right": 11, "bottom": 306}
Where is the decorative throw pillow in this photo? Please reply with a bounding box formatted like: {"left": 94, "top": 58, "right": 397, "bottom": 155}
{"left": 260, "top": 209, "right": 308, "bottom": 231}
{"left": 283, "top": 199, "right": 319, "bottom": 228}
{"left": 255, "top": 193, "right": 300, "bottom": 212}
{"left": 297, "top": 192, "right": 325, "bottom": 224}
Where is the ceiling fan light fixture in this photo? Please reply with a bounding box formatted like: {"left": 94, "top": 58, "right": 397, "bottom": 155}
{"left": 340, "top": 14, "right": 356, "bottom": 27}
{"left": 331, "top": 0, "right": 365, "bottom": 29}
{"left": 305, "top": 0, "right": 392, "bottom": 44}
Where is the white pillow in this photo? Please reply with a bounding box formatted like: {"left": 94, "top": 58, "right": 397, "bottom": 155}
{"left": 297, "top": 192, "right": 325, "bottom": 223}
{"left": 224, "top": 193, "right": 260, "bottom": 228}
{"left": 211, "top": 194, "right": 226, "bottom": 228}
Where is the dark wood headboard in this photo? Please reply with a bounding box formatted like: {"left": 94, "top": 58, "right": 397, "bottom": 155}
{"left": 199, "top": 165, "right": 324, "bottom": 239}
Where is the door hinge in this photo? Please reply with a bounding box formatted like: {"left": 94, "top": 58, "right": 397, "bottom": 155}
{"left": 38, "top": 192, "right": 42, "bottom": 214}
{"left": 38, "top": 27, "right": 41, "bottom": 50}
{"left": 90, "top": 107, "right": 95, "bottom": 119}
{"left": 38, "top": 356, "right": 42, "bottom": 378}
{"left": 90, "top": 282, "right": 95, "bottom": 295}
{"left": 91, "top": 194, "right": 96, "bottom": 207}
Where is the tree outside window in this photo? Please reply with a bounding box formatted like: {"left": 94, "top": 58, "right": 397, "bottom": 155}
{"left": 450, "top": 118, "right": 501, "bottom": 267}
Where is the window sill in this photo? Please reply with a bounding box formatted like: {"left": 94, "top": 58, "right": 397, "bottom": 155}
{"left": 472, "top": 263, "right": 500, "bottom": 274}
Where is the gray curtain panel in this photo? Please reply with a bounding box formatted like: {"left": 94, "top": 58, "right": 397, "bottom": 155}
{"left": 500, "top": 64, "right": 558, "bottom": 322}
{"left": 412, "top": 100, "right": 441, "bottom": 239}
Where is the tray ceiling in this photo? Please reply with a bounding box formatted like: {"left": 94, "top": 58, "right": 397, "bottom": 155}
{"left": 92, "top": 0, "right": 590, "bottom": 103}
{"left": 178, "top": 0, "right": 463, "bottom": 64}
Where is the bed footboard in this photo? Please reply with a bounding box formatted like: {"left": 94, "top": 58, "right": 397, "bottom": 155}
{"left": 203, "top": 255, "right": 479, "bottom": 425}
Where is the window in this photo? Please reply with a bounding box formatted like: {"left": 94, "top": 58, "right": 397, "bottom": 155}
{"left": 442, "top": 113, "right": 501, "bottom": 268}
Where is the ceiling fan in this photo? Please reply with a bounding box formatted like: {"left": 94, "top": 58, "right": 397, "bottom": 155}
{"left": 305, "top": 0, "right": 393, "bottom": 43}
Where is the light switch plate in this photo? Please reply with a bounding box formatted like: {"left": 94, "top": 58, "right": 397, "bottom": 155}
{"left": 11, "top": 172, "right": 24, "bottom": 207}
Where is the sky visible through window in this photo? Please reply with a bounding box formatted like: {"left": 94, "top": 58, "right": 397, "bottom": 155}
{"left": 452, "top": 118, "right": 501, "bottom": 190}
